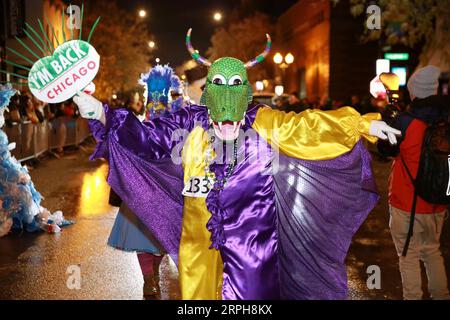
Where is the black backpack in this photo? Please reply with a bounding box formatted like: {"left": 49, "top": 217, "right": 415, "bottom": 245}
{"left": 415, "top": 121, "right": 450, "bottom": 204}
{"left": 401, "top": 119, "right": 450, "bottom": 256}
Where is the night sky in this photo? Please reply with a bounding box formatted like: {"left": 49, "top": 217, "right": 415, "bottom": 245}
{"left": 117, "top": 0, "right": 298, "bottom": 66}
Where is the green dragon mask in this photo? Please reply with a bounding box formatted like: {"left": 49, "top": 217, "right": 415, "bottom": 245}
{"left": 186, "top": 29, "right": 272, "bottom": 141}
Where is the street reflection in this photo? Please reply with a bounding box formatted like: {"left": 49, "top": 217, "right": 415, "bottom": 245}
{"left": 78, "top": 164, "right": 112, "bottom": 216}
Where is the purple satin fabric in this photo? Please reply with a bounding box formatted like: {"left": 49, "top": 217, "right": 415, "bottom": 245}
{"left": 274, "top": 141, "right": 379, "bottom": 299}
{"left": 90, "top": 105, "right": 208, "bottom": 161}
{"left": 205, "top": 109, "right": 280, "bottom": 299}
{"left": 89, "top": 105, "right": 208, "bottom": 264}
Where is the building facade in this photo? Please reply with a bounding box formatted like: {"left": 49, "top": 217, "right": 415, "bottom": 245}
{"left": 276, "top": 0, "right": 379, "bottom": 102}
{"left": 1, "top": 0, "right": 77, "bottom": 84}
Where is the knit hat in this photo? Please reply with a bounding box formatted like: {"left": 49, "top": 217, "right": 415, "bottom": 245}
{"left": 407, "top": 65, "right": 441, "bottom": 99}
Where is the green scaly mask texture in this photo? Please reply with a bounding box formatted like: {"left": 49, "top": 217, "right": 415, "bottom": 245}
{"left": 200, "top": 57, "right": 253, "bottom": 122}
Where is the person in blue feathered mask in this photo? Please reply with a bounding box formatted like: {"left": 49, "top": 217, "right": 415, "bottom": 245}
{"left": 139, "top": 64, "right": 184, "bottom": 120}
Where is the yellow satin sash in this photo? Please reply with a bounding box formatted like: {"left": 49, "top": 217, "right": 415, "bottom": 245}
{"left": 252, "top": 106, "right": 381, "bottom": 160}
{"left": 179, "top": 126, "right": 223, "bottom": 300}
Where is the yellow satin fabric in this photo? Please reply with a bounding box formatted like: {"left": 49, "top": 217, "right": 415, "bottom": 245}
{"left": 179, "top": 126, "right": 223, "bottom": 300}
{"left": 252, "top": 106, "right": 381, "bottom": 160}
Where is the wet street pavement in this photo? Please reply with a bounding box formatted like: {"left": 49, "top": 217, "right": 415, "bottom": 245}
{"left": 0, "top": 140, "right": 449, "bottom": 300}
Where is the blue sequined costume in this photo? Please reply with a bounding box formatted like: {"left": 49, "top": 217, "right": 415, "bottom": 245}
{"left": 0, "top": 84, "right": 42, "bottom": 236}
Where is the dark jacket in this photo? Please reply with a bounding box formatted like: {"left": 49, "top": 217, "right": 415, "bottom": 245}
{"left": 379, "top": 95, "right": 450, "bottom": 213}
{"left": 378, "top": 95, "right": 450, "bottom": 157}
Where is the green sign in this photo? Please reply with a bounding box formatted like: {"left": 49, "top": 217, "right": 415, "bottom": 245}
{"left": 28, "top": 40, "right": 100, "bottom": 103}
{"left": 384, "top": 52, "right": 409, "bottom": 61}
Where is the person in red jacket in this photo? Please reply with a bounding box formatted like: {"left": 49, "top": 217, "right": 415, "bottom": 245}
{"left": 380, "top": 65, "right": 450, "bottom": 300}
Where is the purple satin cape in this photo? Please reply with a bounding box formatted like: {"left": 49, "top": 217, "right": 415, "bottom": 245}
{"left": 89, "top": 104, "right": 379, "bottom": 299}
{"left": 274, "top": 142, "right": 379, "bottom": 299}
{"left": 89, "top": 105, "right": 208, "bottom": 264}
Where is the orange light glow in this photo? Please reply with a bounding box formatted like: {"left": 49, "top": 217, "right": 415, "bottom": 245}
{"left": 380, "top": 72, "right": 400, "bottom": 91}
{"left": 78, "top": 164, "right": 112, "bottom": 216}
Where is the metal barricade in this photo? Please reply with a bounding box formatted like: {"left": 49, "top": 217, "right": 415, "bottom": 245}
{"left": 3, "top": 118, "right": 91, "bottom": 162}
{"left": 65, "top": 117, "right": 77, "bottom": 147}
{"left": 76, "top": 117, "right": 91, "bottom": 144}
{"left": 5, "top": 123, "right": 23, "bottom": 160}
{"left": 33, "top": 121, "right": 49, "bottom": 157}
{"left": 19, "top": 122, "right": 35, "bottom": 162}
{"left": 48, "top": 117, "right": 67, "bottom": 150}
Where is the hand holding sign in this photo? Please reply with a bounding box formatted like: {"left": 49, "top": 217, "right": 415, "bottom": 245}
{"left": 73, "top": 91, "right": 105, "bottom": 124}
{"left": 83, "top": 82, "right": 96, "bottom": 95}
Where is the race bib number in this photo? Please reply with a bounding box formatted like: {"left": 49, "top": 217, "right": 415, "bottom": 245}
{"left": 182, "top": 176, "right": 213, "bottom": 198}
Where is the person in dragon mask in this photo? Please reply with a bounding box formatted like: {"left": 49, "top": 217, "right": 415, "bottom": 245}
{"left": 74, "top": 29, "right": 400, "bottom": 300}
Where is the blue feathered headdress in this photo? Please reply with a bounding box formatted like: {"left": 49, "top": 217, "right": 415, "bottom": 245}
{"left": 139, "top": 64, "right": 180, "bottom": 107}
{"left": 0, "top": 84, "right": 17, "bottom": 111}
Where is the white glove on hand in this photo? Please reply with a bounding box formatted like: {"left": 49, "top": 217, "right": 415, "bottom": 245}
{"left": 8, "top": 142, "right": 16, "bottom": 151}
{"left": 369, "top": 120, "right": 401, "bottom": 145}
{"left": 73, "top": 91, "right": 105, "bottom": 125}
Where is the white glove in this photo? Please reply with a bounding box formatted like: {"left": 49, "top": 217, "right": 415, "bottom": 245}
{"left": 8, "top": 142, "right": 16, "bottom": 151}
{"left": 369, "top": 120, "right": 401, "bottom": 145}
{"left": 73, "top": 91, "right": 105, "bottom": 125}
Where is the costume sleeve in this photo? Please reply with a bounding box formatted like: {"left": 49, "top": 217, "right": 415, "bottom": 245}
{"left": 86, "top": 104, "right": 206, "bottom": 265}
{"left": 251, "top": 106, "right": 381, "bottom": 160}
{"left": 89, "top": 104, "right": 204, "bottom": 161}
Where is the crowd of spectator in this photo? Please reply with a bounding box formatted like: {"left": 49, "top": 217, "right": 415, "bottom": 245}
{"left": 4, "top": 91, "right": 79, "bottom": 125}
{"left": 3, "top": 90, "right": 80, "bottom": 155}
{"left": 274, "top": 91, "right": 410, "bottom": 115}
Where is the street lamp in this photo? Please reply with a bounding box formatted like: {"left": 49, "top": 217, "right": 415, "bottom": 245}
{"left": 273, "top": 53, "right": 283, "bottom": 64}
{"left": 213, "top": 12, "right": 222, "bottom": 21}
{"left": 155, "top": 57, "right": 160, "bottom": 63}
{"left": 255, "top": 81, "right": 264, "bottom": 91}
{"left": 285, "top": 53, "right": 294, "bottom": 64}
{"left": 148, "top": 41, "right": 155, "bottom": 49}
{"left": 275, "top": 85, "right": 284, "bottom": 96}
{"left": 273, "top": 52, "right": 294, "bottom": 69}
{"left": 138, "top": 9, "right": 147, "bottom": 18}
{"left": 273, "top": 52, "right": 295, "bottom": 86}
